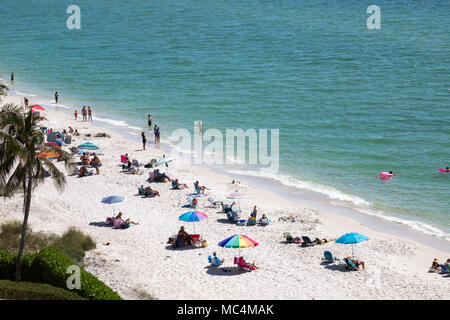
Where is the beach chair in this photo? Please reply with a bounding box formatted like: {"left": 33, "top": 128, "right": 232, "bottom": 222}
{"left": 190, "top": 234, "right": 202, "bottom": 245}
{"left": 322, "top": 251, "right": 338, "bottom": 263}
{"left": 236, "top": 257, "right": 256, "bottom": 272}
{"left": 120, "top": 155, "right": 127, "bottom": 163}
{"left": 138, "top": 187, "right": 146, "bottom": 195}
{"left": 247, "top": 217, "right": 256, "bottom": 226}
{"left": 344, "top": 258, "right": 358, "bottom": 271}
{"left": 236, "top": 219, "right": 246, "bottom": 226}
{"left": 207, "top": 197, "right": 220, "bottom": 208}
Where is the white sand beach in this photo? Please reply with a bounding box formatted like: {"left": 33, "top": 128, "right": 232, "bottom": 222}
{"left": 1, "top": 95, "right": 449, "bottom": 300}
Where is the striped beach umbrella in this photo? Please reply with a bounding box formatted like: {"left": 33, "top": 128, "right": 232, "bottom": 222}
{"left": 78, "top": 142, "right": 99, "bottom": 150}
{"left": 227, "top": 192, "right": 250, "bottom": 212}
{"left": 218, "top": 234, "right": 259, "bottom": 255}
{"left": 179, "top": 211, "right": 208, "bottom": 234}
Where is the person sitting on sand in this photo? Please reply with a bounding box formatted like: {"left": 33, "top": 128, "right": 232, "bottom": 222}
{"left": 172, "top": 179, "right": 187, "bottom": 189}
{"left": 431, "top": 258, "right": 442, "bottom": 271}
{"left": 250, "top": 206, "right": 257, "bottom": 219}
{"left": 239, "top": 256, "right": 259, "bottom": 270}
{"left": 209, "top": 252, "right": 224, "bottom": 266}
{"left": 80, "top": 152, "right": 89, "bottom": 166}
{"left": 145, "top": 186, "right": 160, "bottom": 197}
{"left": 115, "top": 212, "right": 138, "bottom": 225}
{"left": 177, "top": 226, "right": 191, "bottom": 246}
{"left": 346, "top": 257, "right": 365, "bottom": 270}
{"left": 155, "top": 169, "right": 170, "bottom": 182}
{"left": 74, "top": 129, "right": 80, "bottom": 136}
{"left": 194, "top": 181, "right": 209, "bottom": 194}
{"left": 90, "top": 153, "right": 101, "bottom": 175}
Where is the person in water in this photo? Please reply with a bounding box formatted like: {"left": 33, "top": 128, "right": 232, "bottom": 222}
{"left": 88, "top": 106, "right": 93, "bottom": 122}
{"left": 446, "top": 167, "right": 450, "bottom": 172}
{"left": 10, "top": 72, "right": 14, "bottom": 83}
{"left": 55, "top": 91, "right": 59, "bottom": 104}
{"left": 148, "top": 114, "right": 152, "bottom": 128}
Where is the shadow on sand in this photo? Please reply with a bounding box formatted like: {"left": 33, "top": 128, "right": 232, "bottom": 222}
{"left": 205, "top": 265, "right": 249, "bottom": 276}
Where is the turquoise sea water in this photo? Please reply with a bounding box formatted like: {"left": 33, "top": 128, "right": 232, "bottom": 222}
{"left": 0, "top": 1, "right": 448, "bottom": 239}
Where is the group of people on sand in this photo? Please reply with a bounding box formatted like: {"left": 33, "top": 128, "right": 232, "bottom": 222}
{"left": 74, "top": 106, "right": 93, "bottom": 122}
{"left": 138, "top": 185, "right": 160, "bottom": 197}
{"left": 79, "top": 152, "right": 102, "bottom": 176}
{"left": 430, "top": 258, "right": 450, "bottom": 273}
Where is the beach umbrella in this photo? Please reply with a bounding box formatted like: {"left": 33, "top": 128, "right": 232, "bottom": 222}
{"left": 78, "top": 142, "right": 99, "bottom": 150}
{"left": 101, "top": 195, "right": 125, "bottom": 216}
{"left": 335, "top": 232, "right": 369, "bottom": 258}
{"left": 179, "top": 211, "right": 208, "bottom": 234}
{"left": 227, "top": 192, "right": 250, "bottom": 212}
{"left": 218, "top": 234, "right": 259, "bottom": 256}
{"left": 31, "top": 104, "right": 45, "bottom": 111}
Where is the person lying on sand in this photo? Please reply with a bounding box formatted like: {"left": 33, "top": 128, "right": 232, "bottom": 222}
{"left": 194, "top": 181, "right": 209, "bottom": 194}
{"left": 172, "top": 179, "right": 188, "bottom": 189}
{"left": 314, "top": 237, "right": 337, "bottom": 244}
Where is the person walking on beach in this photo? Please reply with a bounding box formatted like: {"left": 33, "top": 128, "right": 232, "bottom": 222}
{"left": 141, "top": 132, "right": 147, "bottom": 150}
{"left": 74, "top": 109, "right": 78, "bottom": 120}
{"left": 24, "top": 97, "right": 28, "bottom": 108}
{"left": 55, "top": 91, "right": 59, "bottom": 104}
{"left": 10, "top": 72, "right": 14, "bottom": 83}
{"left": 88, "top": 106, "right": 92, "bottom": 122}
{"left": 148, "top": 113, "right": 152, "bottom": 128}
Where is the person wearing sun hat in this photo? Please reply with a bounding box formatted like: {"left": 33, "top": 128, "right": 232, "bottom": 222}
{"left": 431, "top": 258, "right": 441, "bottom": 271}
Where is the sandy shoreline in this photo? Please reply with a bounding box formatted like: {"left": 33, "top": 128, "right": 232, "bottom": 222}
{"left": 1, "top": 94, "right": 449, "bottom": 300}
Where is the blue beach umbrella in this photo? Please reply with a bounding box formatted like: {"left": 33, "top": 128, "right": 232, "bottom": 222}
{"left": 335, "top": 232, "right": 369, "bottom": 258}
{"left": 78, "top": 142, "right": 99, "bottom": 150}
{"left": 101, "top": 196, "right": 125, "bottom": 216}
{"left": 179, "top": 211, "right": 208, "bottom": 234}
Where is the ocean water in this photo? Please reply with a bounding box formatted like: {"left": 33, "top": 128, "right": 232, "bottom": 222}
{"left": 0, "top": 0, "right": 448, "bottom": 240}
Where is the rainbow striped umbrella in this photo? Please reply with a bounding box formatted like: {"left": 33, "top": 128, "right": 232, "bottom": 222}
{"left": 219, "top": 234, "right": 258, "bottom": 255}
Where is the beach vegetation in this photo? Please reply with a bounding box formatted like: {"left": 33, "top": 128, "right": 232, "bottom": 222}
{"left": 0, "top": 279, "right": 84, "bottom": 300}
{"left": 0, "top": 221, "right": 96, "bottom": 263}
{"left": 0, "top": 248, "right": 122, "bottom": 300}
{"left": 0, "top": 104, "right": 75, "bottom": 281}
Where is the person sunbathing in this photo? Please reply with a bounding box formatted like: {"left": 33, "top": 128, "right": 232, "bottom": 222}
{"left": 177, "top": 226, "right": 192, "bottom": 245}
{"left": 115, "top": 212, "right": 138, "bottom": 225}
{"left": 194, "top": 181, "right": 209, "bottom": 194}
{"left": 145, "top": 186, "right": 160, "bottom": 197}
{"left": 314, "top": 237, "right": 337, "bottom": 244}
{"left": 155, "top": 169, "right": 170, "bottom": 182}
{"left": 90, "top": 153, "right": 101, "bottom": 175}
{"left": 172, "top": 179, "right": 188, "bottom": 189}
{"left": 239, "top": 256, "right": 259, "bottom": 270}
{"left": 346, "top": 257, "right": 365, "bottom": 270}
{"left": 431, "top": 258, "right": 442, "bottom": 271}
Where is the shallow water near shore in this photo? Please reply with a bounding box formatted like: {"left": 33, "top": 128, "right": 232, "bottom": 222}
{"left": 0, "top": 0, "right": 449, "bottom": 242}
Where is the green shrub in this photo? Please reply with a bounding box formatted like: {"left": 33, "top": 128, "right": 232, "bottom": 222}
{"left": 0, "top": 249, "right": 122, "bottom": 300}
{"left": 0, "top": 280, "right": 84, "bottom": 300}
{"left": 50, "top": 227, "right": 96, "bottom": 263}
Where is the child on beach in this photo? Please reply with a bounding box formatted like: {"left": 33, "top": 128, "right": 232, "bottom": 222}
{"left": 74, "top": 110, "right": 78, "bottom": 120}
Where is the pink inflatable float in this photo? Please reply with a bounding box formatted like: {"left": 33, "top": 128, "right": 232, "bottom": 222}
{"left": 380, "top": 172, "right": 395, "bottom": 179}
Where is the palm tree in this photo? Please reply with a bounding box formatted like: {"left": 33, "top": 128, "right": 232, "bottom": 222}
{"left": 0, "top": 104, "right": 75, "bottom": 280}
{"left": 0, "top": 78, "right": 8, "bottom": 101}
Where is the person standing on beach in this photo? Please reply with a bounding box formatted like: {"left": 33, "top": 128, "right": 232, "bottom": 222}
{"left": 88, "top": 106, "right": 92, "bottom": 122}
{"left": 10, "top": 73, "right": 14, "bottom": 83}
{"left": 81, "top": 106, "right": 87, "bottom": 122}
{"left": 141, "top": 132, "right": 147, "bottom": 150}
{"left": 24, "top": 97, "right": 28, "bottom": 108}
{"left": 148, "top": 113, "right": 152, "bottom": 128}
{"left": 55, "top": 91, "right": 59, "bottom": 104}
{"left": 154, "top": 125, "right": 160, "bottom": 144}
{"left": 74, "top": 109, "right": 78, "bottom": 120}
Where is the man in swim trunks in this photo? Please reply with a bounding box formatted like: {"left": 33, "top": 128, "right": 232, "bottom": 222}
{"left": 148, "top": 114, "right": 152, "bottom": 128}
{"left": 55, "top": 91, "right": 59, "bottom": 104}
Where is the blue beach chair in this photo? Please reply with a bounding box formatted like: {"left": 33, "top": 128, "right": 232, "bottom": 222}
{"left": 322, "top": 251, "right": 338, "bottom": 263}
